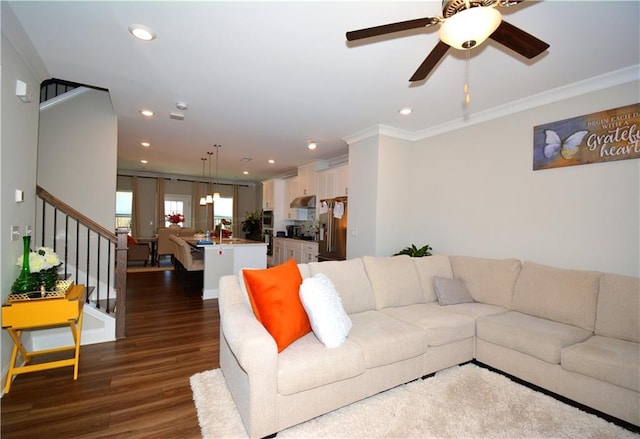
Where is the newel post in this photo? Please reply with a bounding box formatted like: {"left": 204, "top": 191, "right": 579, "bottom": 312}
{"left": 115, "top": 228, "right": 128, "bottom": 339}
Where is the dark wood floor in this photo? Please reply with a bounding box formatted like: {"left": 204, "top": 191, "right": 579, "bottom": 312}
{"left": 1, "top": 270, "right": 219, "bottom": 439}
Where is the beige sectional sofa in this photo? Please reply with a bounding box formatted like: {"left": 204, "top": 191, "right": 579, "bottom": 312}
{"left": 218, "top": 255, "right": 639, "bottom": 438}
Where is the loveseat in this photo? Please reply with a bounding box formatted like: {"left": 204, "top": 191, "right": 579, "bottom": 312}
{"left": 218, "top": 255, "right": 639, "bottom": 438}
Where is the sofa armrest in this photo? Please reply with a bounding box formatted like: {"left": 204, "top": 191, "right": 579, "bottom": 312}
{"left": 219, "top": 275, "right": 278, "bottom": 438}
{"left": 222, "top": 302, "right": 278, "bottom": 371}
{"left": 219, "top": 275, "right": 278, "bottom": 369}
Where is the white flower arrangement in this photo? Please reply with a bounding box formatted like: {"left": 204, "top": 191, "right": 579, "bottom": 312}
{"left": 16, "top": 247, "right": 62, "bottom": 273}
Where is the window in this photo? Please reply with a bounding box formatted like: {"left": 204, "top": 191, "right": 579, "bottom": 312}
{"left": 214, "top": 197, "right": 233, "bottom": 228}
{"left": 164, "top": 194, "right": 191, "bottom": 227}
{"left": 115, "top": 191, "right": 132, "bottom": 230}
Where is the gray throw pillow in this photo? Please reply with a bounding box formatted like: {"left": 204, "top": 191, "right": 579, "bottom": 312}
{"left": 433, "top": 276, "right": 474, "bottom": 306}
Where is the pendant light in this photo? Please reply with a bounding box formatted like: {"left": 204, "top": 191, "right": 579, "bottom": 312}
{"left": 213, "top": 144, "right": 221, "bottom": 201}
{"left": 199, "top": 157, "right": 207, "bottom": 206}
{"left": 206, "top": 151, "right": 214, "bottom": 204}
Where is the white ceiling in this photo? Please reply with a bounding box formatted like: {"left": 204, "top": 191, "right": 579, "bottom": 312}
{"left": 8, "top": 1, "right": 640, "bottom": 183}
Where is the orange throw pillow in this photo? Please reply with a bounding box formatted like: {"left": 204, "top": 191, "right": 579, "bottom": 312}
{"left": 242, "top": 259, "right": 311, "bottom": 352}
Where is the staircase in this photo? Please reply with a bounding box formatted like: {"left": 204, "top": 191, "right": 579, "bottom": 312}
{"left": 34, "top": 186, "right": 127, "bottom": 346}
{"left": 31, "top": 79, "right": 123, "bottom": 347}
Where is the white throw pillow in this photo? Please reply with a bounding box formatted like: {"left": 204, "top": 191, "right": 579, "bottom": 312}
{"left": 299, "top": 273, "right": 352, "bottom": 348}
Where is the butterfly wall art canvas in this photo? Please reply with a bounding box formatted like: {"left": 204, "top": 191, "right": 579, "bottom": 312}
{"left": 533, "top": 103, "right": 640, "bottom": 170}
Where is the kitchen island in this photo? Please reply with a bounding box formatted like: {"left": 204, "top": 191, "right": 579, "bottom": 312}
{"left": 189, "top": 238, "right": 267, "bottom": 299}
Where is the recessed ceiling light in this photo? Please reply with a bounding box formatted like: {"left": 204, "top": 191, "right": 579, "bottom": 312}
{"left": 399, "top": 108, "right": 413, "bottom": 116}
{"left": 129, "top": 24, "right": 156, "bottom": 41}
{"left": 140, "top": 109, "right": 154, "bottom": 117}
{"left": 140, "top": 141, "right": 150, "bottom": 147}
{"left": 243, "top": 171, "right": 249, "bottom": 175}
{"left": 307, "top": 141, "right": 317, "bottom": 150}
{"left": 140, "top": 159, "right": 148, "bottom": 164}
{"left": 268, "top": 159, "right": 275, "bottom": 164}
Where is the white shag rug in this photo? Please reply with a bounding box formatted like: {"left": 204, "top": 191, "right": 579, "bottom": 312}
{"left": 190, "top": 363, "right": 638, "bottom": 439}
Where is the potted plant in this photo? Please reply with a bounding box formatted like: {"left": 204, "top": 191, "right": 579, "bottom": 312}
{"left": 242, "top": 211, "right": 262, "bottom": 241}
{"left": 393, "top": 244, "right": 433, "bottom": 257}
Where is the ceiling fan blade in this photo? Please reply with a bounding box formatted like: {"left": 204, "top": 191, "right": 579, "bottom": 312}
{"left": 346, "top": 16, "right": 440, "bottom": 41}
{"left": 489, "top": 20, "right": 549, "bottom": 59}
{"left": 409, "top": 40, "right": 450, "bottom": 82}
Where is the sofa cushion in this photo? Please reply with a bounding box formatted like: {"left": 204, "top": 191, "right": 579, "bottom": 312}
{"left": 512, "top": 262, "right": 601, "bottom": 332}
{"left": 595, "top": 273, "right": 640, "bottom": 343}
{"left": 562, "top": 335, "right": 640, "bottom": 392}
{"left": 442, "top": 302, "right": 508, "bottom": 320}
{"left": 433, "top": 276, "right": 474, "bottom": 306}
{"left": 477, "top": 311, "right": 592, "bottom": 364}
{"left": 308, "top": 258, "right": 376, "bottom": 314}
{"left": 362, "top": 255, "right": 424, "bottom": 309}
{"left": 242, "top": 259, "right": 311, "bottom": 352}
{"left": 277, "top": 333, "right": 365, "bottom": 395}
{"left": 299, "top": 273, "right": 353, "bottom": 348}
{"left": 348, "top": 310, "right": 426, "bottom": 368}
{"left": 449, "top": 256, "right": 521, "bottom": 309}
{"left": 413, "top": 255, "right": 453, "bottom": 302}
{"left": 381, "top": 303, "right": 475, "bottom": 347}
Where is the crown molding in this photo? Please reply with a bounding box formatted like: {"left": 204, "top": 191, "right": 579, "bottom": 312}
{"left": 343, "top": 65, "right": 640, "bottom": 145}
{"left": 2, "top": 3, "right": 49, "bottom": 82}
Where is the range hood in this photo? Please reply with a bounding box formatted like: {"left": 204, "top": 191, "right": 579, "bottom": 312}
{"left": 290, "top": 195, "right": 316, "bottom": 208}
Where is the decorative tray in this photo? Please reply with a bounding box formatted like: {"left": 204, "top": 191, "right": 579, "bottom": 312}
{"left": 8, "top": 279, "right": 74, "bottom": 303}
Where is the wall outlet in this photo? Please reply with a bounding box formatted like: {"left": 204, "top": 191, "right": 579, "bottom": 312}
{"left": 11, "top": 226, "right": 20, "bottom": 241}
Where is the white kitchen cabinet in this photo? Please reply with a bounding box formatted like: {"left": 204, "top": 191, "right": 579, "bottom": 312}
{"left": 273, "top": 238, "right": 285, "bottom": 266}
{"left": 285, "top": 242, "right": 302, "bottom": 264}
{"left": 285, "top": 176, "right": 298, "bottom": 220}
{"left": 316, "top": 168, "right": 335, "bottom": 202}
{"left": 316, "top": 164, "right": 348, "bottom": 200}
{"left": 297, "top": 161, "right": 328, "bottom": 197}
{"left": 285, "top": 176, "right": 313, "bottom": 220}
{"left": 335, "top": 164, "right": 349, "bottom": 197}
{"left": 273, "top": 238, "right": 318, "bottom": 264}
{"left": 262, "top": 178, "right": 286, "bottom": 231}
{"left": 262, "top": 179, "right": 274, "bottom": 210}
{"left": 302, "top": 241, "right": 319, "bottom": 263}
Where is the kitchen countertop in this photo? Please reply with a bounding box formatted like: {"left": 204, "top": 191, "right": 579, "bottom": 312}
{"left": 186, "top": 237, "right": 267, "bottom": 247}
{"left": 274, "top": 236, "right": 319, "bottom": 243}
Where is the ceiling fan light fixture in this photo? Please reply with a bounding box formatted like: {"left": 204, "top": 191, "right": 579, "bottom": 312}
{"left": 439, "top": 7, "right": 502, "bottom": 50}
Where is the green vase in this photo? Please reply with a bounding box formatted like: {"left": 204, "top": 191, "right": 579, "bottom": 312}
{"left": 11, "top": 235, "right": 36, "bottom": 293}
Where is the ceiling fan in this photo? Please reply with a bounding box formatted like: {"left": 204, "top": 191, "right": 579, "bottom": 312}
{"left": 346, "top": 0, "right": 549, "bottom": 82}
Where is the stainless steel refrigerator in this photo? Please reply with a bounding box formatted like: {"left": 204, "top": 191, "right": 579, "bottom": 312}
{"left": 318, "top": 197, "right": 348, "bottom": 262}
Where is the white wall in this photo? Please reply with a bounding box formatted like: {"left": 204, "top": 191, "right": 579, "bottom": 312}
{"left": 1, "top": 4, "right": 47, "bottom": 390}
{"left": 346, "top": 135, "right": 379, "bottom": 258}
{"left": 406, "top": 81, "right": 639, "bottom": 276}
{"left": 375, "top": 136, "right": 415, "bottom": 256}
{"left": 37, "top": 88, "right": 117, "bottom": 231}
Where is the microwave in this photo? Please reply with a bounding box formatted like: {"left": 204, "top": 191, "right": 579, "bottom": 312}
{"left": 262, "top": 210, "right": 273, "bottom": 228}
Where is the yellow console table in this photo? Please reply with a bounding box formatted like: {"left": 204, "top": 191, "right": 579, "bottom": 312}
{"left": 2, "top": 284, "right": 85, "bottom": 393}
